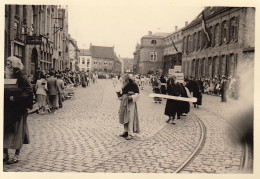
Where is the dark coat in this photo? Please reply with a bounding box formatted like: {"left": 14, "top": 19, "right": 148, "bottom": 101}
{"left": 193, "top": 80, "right": 202, "bottom": 105}
{"left": 4, "top": 69, "right": 33, "bottom": 149}
{"left": 159, "top": 77, "right": 167, "bottom": 94}
{"left": 180, "top": 83, "right": 190, "bottom": 114}
{"left": 164, "top": 80, "right": 182, "bottom": 116}
{"left": 47, "top": 76, "right": 58, "bottom": 95}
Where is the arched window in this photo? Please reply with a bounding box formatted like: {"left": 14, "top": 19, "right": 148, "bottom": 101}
{"left": 82, "top": 58, "right": 85, "bottom": 64}
{"left": 222, "top": 20, "right": 228, "bottom": 43}
{"left": 197, "top": 31, "right": 201, "bottom": 50}
{"left": 230, "top": 17, "right": 239, "bottom": 41}
{"left": 182, "top": 37, "right": 186, "bottom": 53}
{"left": 209, "top": 26, "right": 213, "bottom": 46}
{"left": 214, "top": 23, "right": 220, "bottom": 44}
{"left": 187, "top": 35, "right": 190, "bottom": 53}
{"left": 193, "top": 32, "right": 197, "bottom": 51}
{"left": 187, "top": 35, "right": 191, "bottom": 52}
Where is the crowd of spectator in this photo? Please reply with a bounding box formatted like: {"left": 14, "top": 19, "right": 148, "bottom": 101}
{"left": 30, "top": 68, "right": 101, "bottom": 114}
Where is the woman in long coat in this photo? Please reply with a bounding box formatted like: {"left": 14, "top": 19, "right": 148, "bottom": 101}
{"left": 164, "top": 75, "right": 182, "bottom": 124}
{"left": 193, "top": 78, "right": 203, "bottom": 108}
{"left": 4, "top": 56, "right": 33, "bottom": 164}
{"left": 118, "top": 75, "right": 140, "bottom": 140}
{"left": 81, "top": 72, "right": 86, "bottom": 87}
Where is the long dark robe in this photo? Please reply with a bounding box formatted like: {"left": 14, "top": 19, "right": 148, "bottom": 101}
{"left": 193, "top": 80, "right": 203, "bottom": 105}
{"left": 164, "top": 80, "right": 182, "bottom": 117}
{"left": 160, "top": 77, "right": 167, "bottom": 94}
{"left": 180, "top": 83, "right": 190, "bottom": 114}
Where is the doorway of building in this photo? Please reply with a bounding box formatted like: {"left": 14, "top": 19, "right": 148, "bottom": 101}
{"left": 31, "top": 48, "right": 38, "bottom": 75}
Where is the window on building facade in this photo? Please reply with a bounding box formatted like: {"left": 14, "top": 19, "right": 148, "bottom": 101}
{"left": 209, "top": 26, "right": 213, "bottom": 46}
{"left": 183, "top": 37, "right": 186, "bottom": 53}
{"left": 193, "top": 32, "right": 197, "bottom": 51}
{"left": 222, "top": 21, "right": 228, "bottom": 43}
{"left": 15, "top": 5, "right": 19, "bottom": 17}
{"left": 198, "top": 31, "right": 201, "bottom": 50}
{"left": 177, "top": 35, "right": 179, "bottom": 39}
{"left": 187, "top": 35, "right": 192, "bottom": 52}
{"left": 230, "top": 17, "right": 238, "bottom": 41}
{"left": 214, "top": 23, "right": 220, "bottom": 44}
{"left": 187, "top": 35, "right": 190, "bottom": 53}
{"left": 82, "top": 59, "right": 85, "bottom": 64}
{"left": 150, "top": 51, "right": 157, "bottom": 61}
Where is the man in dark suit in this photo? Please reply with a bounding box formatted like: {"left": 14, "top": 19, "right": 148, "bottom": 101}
{"left": 47, "top": 71, "right": 58, "bottom": 112}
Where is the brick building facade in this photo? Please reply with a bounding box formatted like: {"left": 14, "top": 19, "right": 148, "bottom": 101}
{"left": 181, "top": 7, "right": 255, "bottom": 79}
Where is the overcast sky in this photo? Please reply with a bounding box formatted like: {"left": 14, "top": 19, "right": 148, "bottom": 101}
{"left": 67, "top": 0, "right": 204, "bottom": 58}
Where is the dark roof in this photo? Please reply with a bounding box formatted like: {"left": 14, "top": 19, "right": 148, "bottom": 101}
{"left": 183, "top": 7, "right": 230, "bottom": 31}
{"left": 79, "top": 49, "right": 91, "bottom": 56}
{"left": 90, "top": 46, "right": 115, "bottom": 59}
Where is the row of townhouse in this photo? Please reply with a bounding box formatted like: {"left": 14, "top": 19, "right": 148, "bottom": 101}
{"left": 4, "top": 5, "right": 79, "bottom": 76}
{"left": 134, "top": 7, "right": 255, "bottom": 79}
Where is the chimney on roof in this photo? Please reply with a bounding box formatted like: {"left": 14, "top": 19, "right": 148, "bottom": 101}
{"left": 185, "top": 21, "right": 188, "bottom": 26}
{"left": 148, "top": 31, "right": 152, "bottom": 36}
{"left": 175, "top": 26, "right": 178, "bottom": 31}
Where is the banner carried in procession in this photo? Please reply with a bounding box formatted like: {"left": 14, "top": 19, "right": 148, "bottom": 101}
{"left": 168, "top": 69, "right": 175, "bottom": 75}
{"left": 174, "top": 65, "right": 182, "bottom": 73}
{"left": 149, "top": 93, "right": 197, "bottom": 103}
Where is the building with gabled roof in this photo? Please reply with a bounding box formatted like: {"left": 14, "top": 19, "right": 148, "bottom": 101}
{"left": 90, "top": 44, "right": 116, "bottom": 73}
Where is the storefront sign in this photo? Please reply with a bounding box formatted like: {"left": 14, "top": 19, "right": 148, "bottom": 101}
{"left": 26, "top": 36, "right": 42, "bottom": 45}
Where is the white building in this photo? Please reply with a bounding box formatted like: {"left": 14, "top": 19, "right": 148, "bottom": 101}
{"left": 79, "top": 49, "right": 92, "bottom": 72}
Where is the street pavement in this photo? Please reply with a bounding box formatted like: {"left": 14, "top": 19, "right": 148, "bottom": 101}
{"left": 3, "top": 79, "right": 252, "bottom": 173}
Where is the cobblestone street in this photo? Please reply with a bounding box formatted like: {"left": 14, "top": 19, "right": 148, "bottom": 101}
{"left": 3, "top": 79, "right": 251, "bottom": 173}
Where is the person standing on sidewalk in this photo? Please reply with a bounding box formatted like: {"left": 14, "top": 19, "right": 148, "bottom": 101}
{"left": 220, "top": 76, "right": 229, "bottom": 102}
{"left": 56, "top": 74, "right": 65, "bottom": 108}
{"left": 4, "top": 56, "right": 33, "bottom": 164}
{"left": 35, "top": 72, "right": 48, "bottom": 114}
{"left": 193, "top": 77, "right": 203, "bottom": 108}
{"left": 47, "top": 70, "right": 58, "bottom": 113}
{"left": 118, "top": 75, "right": 140, "bottom": 140}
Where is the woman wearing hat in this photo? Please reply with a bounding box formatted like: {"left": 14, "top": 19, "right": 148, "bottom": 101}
{"left": 118, "top": 75, "right": 140, "bottom": 140}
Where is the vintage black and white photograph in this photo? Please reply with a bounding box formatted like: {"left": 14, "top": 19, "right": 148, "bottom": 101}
{"left": 2, "top": 0, "right": 256, "bottom": 176}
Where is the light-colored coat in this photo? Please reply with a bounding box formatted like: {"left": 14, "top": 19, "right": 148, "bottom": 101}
{"left": 35, "top": 78, "right": 48, "bottom": 96}
{"left": 118, "top": 93, "right": 140, "bottom": 133}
